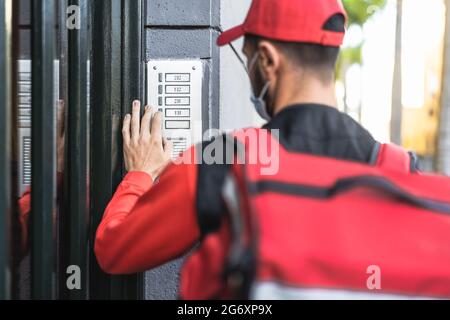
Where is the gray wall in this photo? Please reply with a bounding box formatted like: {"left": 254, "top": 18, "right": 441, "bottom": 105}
{"left": 143, "top": 0, "right": 260, "bottom": 300}
{"left": 143, "top": 0, "right": 220, "bottom": 299}
{"left": 144, "top": 0, "right": 221, "bottom": 133}
{"left": 438, "top": 0, "right": 450, "bottom": 175}
{"left": 220, "top": 0, "right": 264, "bottom": 131}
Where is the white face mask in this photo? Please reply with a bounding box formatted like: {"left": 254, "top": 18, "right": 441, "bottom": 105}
{"left": 247, "top": 53, "right": 272, "bottom": 122}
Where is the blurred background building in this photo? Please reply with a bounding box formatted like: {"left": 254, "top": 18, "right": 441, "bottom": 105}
{"left": 337, "top": 0, "right": 449, "bottom": 174}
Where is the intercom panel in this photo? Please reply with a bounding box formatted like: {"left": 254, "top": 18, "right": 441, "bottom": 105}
{"left": 17, "top": 60, "right": 59, "bottom": 196}
{"left": 147, "top": 60, "right": 203, "bottom": 159}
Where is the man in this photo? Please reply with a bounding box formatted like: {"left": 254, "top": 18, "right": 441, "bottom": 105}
{"left": 95, "top": 0, "right": 376, "bottom": 294}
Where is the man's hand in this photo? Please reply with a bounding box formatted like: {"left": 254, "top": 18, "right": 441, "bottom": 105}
{"left": 122, "top": 100, "right": 173, "bottom": 180}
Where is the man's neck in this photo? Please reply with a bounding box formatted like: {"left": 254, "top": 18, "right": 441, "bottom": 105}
{"left": 272, "top": 73, "right": 338, "bottom": 116}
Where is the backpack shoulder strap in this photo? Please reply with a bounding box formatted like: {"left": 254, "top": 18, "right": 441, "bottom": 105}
{"left": 375, "top": 143, "right": 413, "bottom": 173}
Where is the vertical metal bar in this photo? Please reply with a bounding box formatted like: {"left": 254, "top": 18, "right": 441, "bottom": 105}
{"left": 120, "top": 0, "right": 143, "bottom": 300}
{"left": 57, "top": 0, "right": 68, "bottom": 300}
{"left": 10, "top": 0, "right": 21, "bottom": 300}
{"left": 0, "top": 0, "right": 12, "bottom": 301}
{"left": 89, "top": 0, "right": 122, "bottom": 300}
{"left": 61, "top": 0, "right": 89, "bottom": 300}
{"left": 31, "top": 0, "right": 56, "bottom": 299}
{"left": 90, "top": 0, "right": 145, "bottom": 300}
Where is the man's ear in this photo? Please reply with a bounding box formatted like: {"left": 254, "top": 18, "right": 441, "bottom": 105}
{"left": 257, "top": 40, "right": 281, "bottom": 81}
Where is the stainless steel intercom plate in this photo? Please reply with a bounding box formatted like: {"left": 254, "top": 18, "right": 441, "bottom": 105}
{"left": 17, "top": 60, "right": 59, "bottom": 196}
{"left": 147, "top": 60, "right": 203, "bottom": 159}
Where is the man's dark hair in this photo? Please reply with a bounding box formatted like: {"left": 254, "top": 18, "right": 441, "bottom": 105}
{"left": 245, "top": 14, "right": 344, "bottom": 83}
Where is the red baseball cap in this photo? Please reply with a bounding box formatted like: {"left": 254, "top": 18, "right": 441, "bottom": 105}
{"left": 217, "top": 0, "right": 347, "bottom": 47}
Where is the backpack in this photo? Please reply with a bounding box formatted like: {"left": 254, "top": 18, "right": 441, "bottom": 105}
{"left": 180, "top": 130, "right": 450, "bottom": 300}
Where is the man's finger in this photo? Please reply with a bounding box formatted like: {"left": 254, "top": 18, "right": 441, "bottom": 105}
{"left": 131, "top": 100, "right": 141, "bottom": 141}
{"left": 150, "top": 111, "right": 163, "bottom": 142}
{"left": 140, "top": 105, "right": 153, "bottom": 139}
{"left": 122, "top": 114, "right": 131, "bottom": 145}
{"left": 57, "top": 100, "right": 65, "bottom": 139}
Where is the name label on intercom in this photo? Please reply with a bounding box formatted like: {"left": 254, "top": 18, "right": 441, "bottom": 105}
{"left": 147, "top": 60, "right": 203, "bottom": 159}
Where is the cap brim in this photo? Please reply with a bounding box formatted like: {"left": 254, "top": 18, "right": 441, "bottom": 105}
{"left": 217, "top": 25, "right": 245, "bottom": 46}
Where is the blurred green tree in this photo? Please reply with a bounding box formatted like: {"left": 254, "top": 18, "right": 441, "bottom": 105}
{"left": 337, "top": 0, "right": 387, "bottom": 116}
{"left": 343, "top": 0, "right": 388, "bottom": 27}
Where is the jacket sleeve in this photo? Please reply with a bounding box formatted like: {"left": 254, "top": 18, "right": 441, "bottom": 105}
{"left": 18, "top": 187, "right": 31, "bottom": 256}
{"left": 17, "top": 172, "right": 64, "bottom": 257}
{"left": 94, "top": 147, "right": 201, "bottom": 275}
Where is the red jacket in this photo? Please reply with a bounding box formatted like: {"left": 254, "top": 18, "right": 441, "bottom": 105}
{"left": 94, "top": 147, "right": 201, "bottom": 274}
{"left": 17, "top": 173, "right": 64, "bottom": 257}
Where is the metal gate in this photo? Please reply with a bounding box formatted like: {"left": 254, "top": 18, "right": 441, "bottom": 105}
{"left": 0, "top": 0, "right": 222, "bottom": 300}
